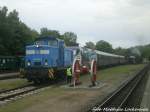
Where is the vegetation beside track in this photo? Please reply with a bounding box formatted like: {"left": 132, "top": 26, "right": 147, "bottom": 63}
{"left": 0, "top": 88, "right": 65, "bottom": 112}
{"left": 0, "top": 79, "right": 29, "bottom": 90}
{"left": 0, "top": 64, "right": 146, "bottom": 112}
{"left": 97, "top": 64, "right": 145, "bottom": 82}
{"left": 80, "top": 64, "right": 145, "bottom": 85}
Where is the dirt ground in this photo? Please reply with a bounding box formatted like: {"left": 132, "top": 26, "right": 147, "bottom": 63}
{"left": 23, "top": 89, "right": 106, "bottom": 112}
{"left": 0, "top": 64, "right": 145, "bottom": 112}
{"left": 22, "top": 64, "right": 145, "bottom": 112}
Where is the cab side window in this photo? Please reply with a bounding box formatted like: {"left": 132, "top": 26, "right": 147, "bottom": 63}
{"left": 48, "top": 40, "right": 58, "bottom": 47}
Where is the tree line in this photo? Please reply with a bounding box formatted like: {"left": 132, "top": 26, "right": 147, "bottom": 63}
{"left": 85, "top": 41, "right": 150, "bottom": 61}
{"left": 0, "top": 6, "right": 150, "bottom": 61}
{"left": 0, "top": 6, "right": 78, "bottom": 55}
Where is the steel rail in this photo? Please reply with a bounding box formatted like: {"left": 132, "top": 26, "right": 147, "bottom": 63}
{"left": 89, "top": 64, "right": 149, "bottom": 112}
{"left": 0, "top": 84, "right": 48, "bottom": 104}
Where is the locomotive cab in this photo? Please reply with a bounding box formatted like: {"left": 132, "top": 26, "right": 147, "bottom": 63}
{"left": 24, "top": 36, "right": 73, "bottom": 83}
{"left": 25, "top": 36, "right": 64, "bottom": 68}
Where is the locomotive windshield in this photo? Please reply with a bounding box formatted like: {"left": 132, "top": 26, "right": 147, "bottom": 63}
{"left": 26, "top": 49, "right": 49, "bottom": 55}
{"left": 35, "top": 40, "right": 58, "bottom": 47}
{"left": 26, "top": 50, "right": 35, "bottom": 55}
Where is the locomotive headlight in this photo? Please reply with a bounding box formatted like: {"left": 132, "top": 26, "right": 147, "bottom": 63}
{"left": 45, "top": 62, "right": 48, "bottom": 66}
{"left": 27, "top": 62, "right": 31, "bottom": 66}
{"left": 27, "top": 61, "right": 31, "bottom": 66}
{"left": 45, "top": 59, "right": 48, "bottom": 66}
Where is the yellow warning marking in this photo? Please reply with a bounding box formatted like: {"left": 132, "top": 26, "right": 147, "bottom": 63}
{"left": 48, "top": 69, "right": 54, "bottom": 78}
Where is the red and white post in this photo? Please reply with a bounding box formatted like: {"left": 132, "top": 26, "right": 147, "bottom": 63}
{"left": 72, "top": 58, "right": 81, "bottom": 87}
{"left": 90, "top": 59, "right": 97, "bottom": 86}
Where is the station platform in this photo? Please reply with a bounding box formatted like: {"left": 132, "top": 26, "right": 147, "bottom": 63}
{"left": 140, "top": 71, "right": 150, "bottom": 111}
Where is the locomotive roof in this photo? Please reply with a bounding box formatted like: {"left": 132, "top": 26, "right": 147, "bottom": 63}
{"left": 66, "top": 46, "right": 80, "bottom": 50}
{"left": 35, "top": 36, "right": 63, "bottom": 42}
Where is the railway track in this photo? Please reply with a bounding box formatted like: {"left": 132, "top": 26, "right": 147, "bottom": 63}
{"left": 0, "top": 72, "right": 19, "bottom": 80}
{"left": 0, "top": 84, "right": 49, "bottom": 106}
{"left": 89, "top": 64, "right": 150, "bottom": 112}
{"left": 0, "top": 71, "right": 17, "bottom": 74}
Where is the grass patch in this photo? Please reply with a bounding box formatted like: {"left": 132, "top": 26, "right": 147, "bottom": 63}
{"left": 0, "top": 78, "right": 29, "bottom": 90}
{"left": 0, "top": 88, "right": 65, "bottom": 112}
{"left": 0, "top": 64, "right": 146, "bottom": 112}
{"left": 98, "top": 64, "right": 145, "bottom": 79}
{"left": 80, "top": 64, "right": 145, "bottom": 84}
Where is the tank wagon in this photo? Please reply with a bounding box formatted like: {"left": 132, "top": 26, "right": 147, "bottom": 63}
{"left": 23, "top": 36, "right": 73, "bottom": 83}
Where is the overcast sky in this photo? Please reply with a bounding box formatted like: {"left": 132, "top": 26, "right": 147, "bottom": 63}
{"left": 0, "top": 0, "right": 150, "bottom": 48}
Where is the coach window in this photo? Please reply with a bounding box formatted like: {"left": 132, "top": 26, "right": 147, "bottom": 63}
{"left": 2, "top": 59, "right": 5, "bottom": 63}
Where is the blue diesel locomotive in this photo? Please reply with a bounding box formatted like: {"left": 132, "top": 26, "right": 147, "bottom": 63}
{"left": 22, "top": 36, "right": 136, "bottom": 84}
{"left": 24, "top": 36, "right": 73, "bottom": 83}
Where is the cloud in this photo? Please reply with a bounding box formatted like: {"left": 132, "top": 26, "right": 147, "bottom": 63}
{"left": 0, "top": 0, "right": 150, "bottom": 48}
